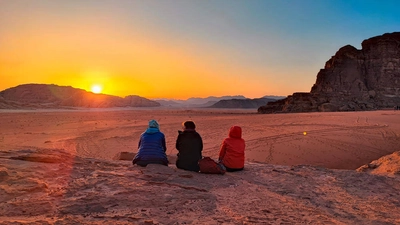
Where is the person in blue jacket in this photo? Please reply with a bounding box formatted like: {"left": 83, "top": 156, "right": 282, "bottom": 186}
{"left": 132, "top": 120, "right": 168, "bottom": 167}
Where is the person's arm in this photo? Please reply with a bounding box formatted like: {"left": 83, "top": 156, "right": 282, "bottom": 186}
{"left": 198, "top": 134, "right": 203, "bottom": 158}
{"left": 199, "top": 134, "right": 203, "bottom": 151}
{"left": 162, "top": 136, "right": 167, "bottom": 152}
{"left": 133, "top": 137, "right": 142, "bottom": 165}
{"left": 219, "top": 140, "right": 227, "bottom": 161}
{"left": 175, "top": 131, "right": 181, "bottom": 151}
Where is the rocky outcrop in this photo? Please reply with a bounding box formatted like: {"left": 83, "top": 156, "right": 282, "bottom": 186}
{"left": 259, "top": 32, "right": 400, "bottom": 113}
{"left": 209, "top": 97, "right": 277, "bottom": 108}
{"left": 0, "top": 84, "right": 160, "bottom": 109}
{"left": 357, "top": 151, "right": 400, "bottom": 176}
{"left": 0, "top": 148, "right": 399, "bottom": 224}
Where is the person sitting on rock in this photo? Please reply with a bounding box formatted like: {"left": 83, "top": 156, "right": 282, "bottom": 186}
{"left": 218, "top": 126, "right": 245, "bottom": 172}
{"left": 175, "top": 121, "right": 203, "bottom": 172}
{"left": 132, "top": 120, "right": 168, "bottom": 167}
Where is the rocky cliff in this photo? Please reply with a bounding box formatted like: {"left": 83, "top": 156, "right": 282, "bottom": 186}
{"left": 0, "top": 84, "right": 160, "bottom": 109}
{"left": 259, "top": 32, "right": 400, "bottom": 113}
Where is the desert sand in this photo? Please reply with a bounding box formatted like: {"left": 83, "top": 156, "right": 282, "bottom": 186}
{"left": 1, "top": 108, "right": 399, "bottom": 169}
{"left": 1, "top": 108, "right": 400, "bottom": 224}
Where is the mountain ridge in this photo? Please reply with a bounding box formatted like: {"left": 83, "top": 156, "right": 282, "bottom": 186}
{"left": 0, "top": 84, "right": 286, "bottom": 109}
{"left": 154, "top": 95, "right": 285, "bottom": 108}
{"left": 0, "top": 83, "right": 160, "bottom": 109}
{"left": 208, "top": 97, "right": 280, "bottom": 108}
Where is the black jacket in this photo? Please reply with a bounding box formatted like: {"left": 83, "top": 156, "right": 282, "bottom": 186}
{"left": 175, "top": 129, "right": 203, "bottom": 172}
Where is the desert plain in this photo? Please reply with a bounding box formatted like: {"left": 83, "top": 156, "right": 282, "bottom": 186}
{"left": 1, "top": 108, "right": 399, "bottom": 169}
{"left": 1, "top": 108, "right": 400, "bottom": 224}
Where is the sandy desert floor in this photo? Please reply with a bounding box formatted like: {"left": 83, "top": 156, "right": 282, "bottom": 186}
{"left": 1, "top": 108, "right": 400, "bottom": 224}
{"left": 0, "top": 108, "right": 399, "bottom": 170}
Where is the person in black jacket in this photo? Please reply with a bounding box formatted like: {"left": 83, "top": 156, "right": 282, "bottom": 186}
{"left": 175, "top": 121, "right": 203, "bottom": 172}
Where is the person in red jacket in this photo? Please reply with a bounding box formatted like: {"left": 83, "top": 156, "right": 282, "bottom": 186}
{"left": 218, "top": 126, "right": 245, "bottom": 172}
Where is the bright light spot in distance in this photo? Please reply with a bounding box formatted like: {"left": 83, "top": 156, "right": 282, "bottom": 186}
{"left": 91, "top": 84, "right": 103, "bottom": 94}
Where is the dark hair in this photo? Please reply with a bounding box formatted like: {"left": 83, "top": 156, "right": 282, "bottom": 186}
{"left": 183, "top": 121, "right": 196, "bottom": 129}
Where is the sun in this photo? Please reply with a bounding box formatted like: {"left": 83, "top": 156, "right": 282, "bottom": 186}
{"left": 91, "top": 84, "right": 103, "bottom": 94}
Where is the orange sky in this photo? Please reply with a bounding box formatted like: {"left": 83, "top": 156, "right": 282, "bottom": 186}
{"left": 0, "top": 19, "right": 303, "bottom": 99}
{"left": 0, "top": 20, "right": 295, "bottom": 99}
{"left": 0, "top": 1, "right": 319, "bottom": 99}
{"left": 1, "top": 1, "right": 397, "bottom": 99}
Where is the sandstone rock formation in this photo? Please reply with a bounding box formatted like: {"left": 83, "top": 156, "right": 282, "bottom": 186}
{"left": 259, "top": 32, "right": 400, "bottom": 113}
{"left": 208, "top": 97, "right": 277, "bottom": 108}
{"left": 0, "top": 84, "right": 160, "bottom": 109}
{"left": 357, "top": 151, "right": 400, "bottom": 176}
{"left": 1, "top": 148, "right": 399, "bottom": 224}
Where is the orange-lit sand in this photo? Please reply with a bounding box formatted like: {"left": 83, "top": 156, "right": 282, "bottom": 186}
{"left": 1, "top": 109, "right": 400, "bottom": 224}
{"left": 1, "top": 108, "right": 399, "bottom": 169}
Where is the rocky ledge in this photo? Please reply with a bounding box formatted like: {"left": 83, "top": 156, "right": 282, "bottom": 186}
{"left": 0, "top": 148, "right": 399, "bottom": 224}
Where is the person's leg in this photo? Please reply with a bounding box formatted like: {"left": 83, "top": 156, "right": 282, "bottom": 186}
{"left": 135, "top": 161, "right": 148, "bottom": 167}
{"left": 225, "top": 166, "right": 244, "bottom": 172}
{"left": 146, "top": 160, "right": 168, "bottom": 166}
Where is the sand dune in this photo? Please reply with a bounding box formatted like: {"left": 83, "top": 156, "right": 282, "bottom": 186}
{"left": 1, "top": 109, "right": 399, "bottom": 169}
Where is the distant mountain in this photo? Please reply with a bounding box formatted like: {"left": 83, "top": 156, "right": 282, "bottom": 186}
{"left": 208, "top": 97, "right": 279, "bottom": 108}
{"left": 0, "top": 84, "right": 160, "bottom": 109}
{"left": 185, "top": 95, "right": 247, "bottom": 105}
{"left": 262, "top": 95, "right": 286, "bottom": 100}
{"left": 154, "top": 95, "right": 250, "bottom": 107}
{"left": 153, "top": 99, "right": 183, "bottom": 107}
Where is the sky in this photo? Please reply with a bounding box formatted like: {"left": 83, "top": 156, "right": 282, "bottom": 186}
{"left": 0, "top": 0, "right": 399, "bottom": 99}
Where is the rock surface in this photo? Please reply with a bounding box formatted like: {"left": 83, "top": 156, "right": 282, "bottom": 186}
{"left": 259, "top": 32, "right": 400, "bottom": 113}
{"left": 357, "top": 151, "right": 400, "bottom": 176}
{"left": 0, "top": 148, "right": 399, "bottom": 224}
{"left": 0, "top": 84, "right": 160, "bottom": 109}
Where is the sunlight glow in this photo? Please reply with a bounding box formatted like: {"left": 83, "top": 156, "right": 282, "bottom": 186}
{"left": 91, "top": 85, "right": 103, "bottom": 94}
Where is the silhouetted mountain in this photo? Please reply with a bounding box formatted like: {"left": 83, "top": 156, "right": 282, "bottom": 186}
{"left": 185, "top": 95, "right": 246, "bottom": 105}
{"left": 154, "top": 95, "right": 253, "bottom": 107}
{"left": 153, "top": 99, "right": 182, "bottom": 107}
{"left": 209, "top": 97, "right": 278, "bottom": 108}
{"left": 262, "top": 95, "right": 286, "bottom": 100}
{"left": 0, "top": 84, "right": 160, "bottom": 109}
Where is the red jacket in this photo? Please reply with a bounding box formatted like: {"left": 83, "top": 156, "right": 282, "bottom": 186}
{"left": 219, "top": 126, "right": 245, "bottom": 169}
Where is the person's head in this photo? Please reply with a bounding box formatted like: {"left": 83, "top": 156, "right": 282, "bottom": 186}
{"left": 229, "top": 126, "right": 242, "bottom": 139}
{"left": 148, "top": 120, "right": 160, "bottom": 129}
{"left": 182, "top": 121, "right": 196, "bottom": 130}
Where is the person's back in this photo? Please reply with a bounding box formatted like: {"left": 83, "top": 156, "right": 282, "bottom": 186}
{"left": 132, "top": 120, "right": 168, "bottom": 167}
{"left": 175, "top": 121, "right": 203, "bottom": 172}
{"left": 219, "top": 126, "right": 245, "bottom": 172}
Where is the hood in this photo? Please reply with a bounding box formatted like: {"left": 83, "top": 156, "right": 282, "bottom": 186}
{"left": 145, "top": 127, "right": 160, "bottom": 134}
{"left": 228, "top": 126, "right": 242, "bottom": 139}
{"left": 148, "top": 120, "right": 159, "bottom": 129}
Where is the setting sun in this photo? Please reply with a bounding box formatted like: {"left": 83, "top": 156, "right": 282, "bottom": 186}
{"left": 91, "top": 85, "right": 103, "bottom": 94}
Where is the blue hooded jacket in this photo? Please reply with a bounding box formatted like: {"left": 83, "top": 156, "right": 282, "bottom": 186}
{"left": 132, "top": 120, "right": 168, "bottom": 165}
